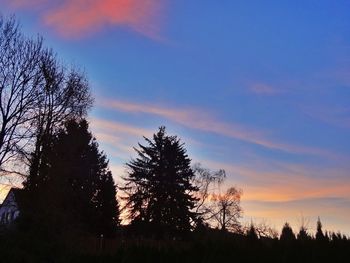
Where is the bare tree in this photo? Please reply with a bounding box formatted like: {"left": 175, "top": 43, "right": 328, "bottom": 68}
{"left": 192, "top": 163, "right": 225, "bottom": 223}
{"left": 0, "top": 16, "right": 93, "bottom": 178}
{"left": 33, "top": 49, "right": 92, "bottom": 145}
{"left": 0, "top": 16, "right": 43, "bottom": 169}
{"left": 209, "top": 187, "right": 243, "bottom": 232}
{"left": 192, "top": 164, "right": 243, "bottom": 232}
{"left": 244, "top": 220, "right": 279, "bottom": 239}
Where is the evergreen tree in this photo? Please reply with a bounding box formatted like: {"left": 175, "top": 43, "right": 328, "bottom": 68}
{"left": 297, "top": 226, "right": 311, "bottom": 242}
{"left": 247, "top": 223, "right": 258, "bottom": 241}
{"left": 23, "top": 119, "right": 119, "bottom": 237}
{"left": 122, "top": 126, "right": 198, "bottom": 237}
{"left": 280, "top": 222, "right": 296, "bottom": 242}
{"left": 315, "top": 217, "right": 326, "bottom": 242}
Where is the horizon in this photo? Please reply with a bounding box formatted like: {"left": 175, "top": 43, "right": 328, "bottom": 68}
{"left": 0, "top": 0, "right": 349, "bottom": 235}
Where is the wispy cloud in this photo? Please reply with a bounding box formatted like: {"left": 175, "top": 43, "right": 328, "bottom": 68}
{"left": 199, "top": 158, "right": 350, "bottom": 202}
{"left": 90, "top": 117, "right": 153, "bottom": 138}
{"left": 249, "top": 83, "right": 283, "bottom": 95}
{"left": 302, "top": 105, "right": 350, "bottom": 129}
{"left": 88, "top": 109, "right": 350, "bottom": 234}
{"left": 89, "top": 117, "right": 154, "bottom": 160}
{"left": 5, "top": 0, "right": 165, "bottom": 40}
{"left": 97, "top": 98, "right": 334, "bottom": 157}
{"left": 90, "top": 117, "right": 350, "bottom": 202}
{"left": 196, "top": 156, "right": 350, "bottom": 234}
{"left": 89, "top": 116, "right": 203, "bottom": 160}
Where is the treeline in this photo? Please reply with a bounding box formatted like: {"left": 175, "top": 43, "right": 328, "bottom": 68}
{"left": 0, "top": 16, "right": 349, "bottom": 262}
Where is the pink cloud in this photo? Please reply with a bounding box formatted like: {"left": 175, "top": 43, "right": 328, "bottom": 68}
{"left": 6, "top": 0, "right": 164, "bottom": 39}
{"left": 87, "top": 115, "right": 350, "bottom": 232}
{"left": 97, "top": 98, "right": 336, "bottom": 158}
{"left": 88, "top": 117, "right": 154, "bottom": 160}
{"left": 90, "top": 117, "right": 153, "bottom": 137}
{"left": 89, "top": 116, "right": 350, "bottom": 202}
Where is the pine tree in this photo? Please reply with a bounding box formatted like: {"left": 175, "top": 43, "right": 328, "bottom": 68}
{"left": 23, "top": 119, "right": 119, "bottom": 237}
{"left": 297, "top": 226, "right": 310, "bottom": 242}
{"left": 247, "top": 223, "right": 258, "bottom": 241}
{"left": 280, "top": 222, "right": 296, "bottom": 242}
{"left": 316, "top": 217, "right": 326, "bottom": 242}
{"left": 123, "top": 126, "right": 198, "bottom": 237}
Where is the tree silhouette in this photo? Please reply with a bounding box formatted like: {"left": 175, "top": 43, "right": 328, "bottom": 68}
{"left": 22, "top": 119, "right": 119, "bottom": 237}
{"left": 315, "top": 217, "right": 326, "bottom": 242}
{"left": 280, "top": 222, "right": 296, "bottom": 242}
{"left": 297, "top": 226, "right": 311, "bottom": 242}
{"left": 27, "top": 52, "right": 92, "bottom": 190}
{"left": 297, "top": 217, "right": 311, "bottom": 242}
{"left": 122, "top": 126, "right": 198, "bottom": 237}
{"left": 192, "top": 163, "right": 225, "bottom": 227}
{"left": 247, "top": 222, "right": 258, "bottom": 241}
{"left": 0, "top": 16, "right": 43, "bottom": 169}
{"left": 208, "top": 187, "right": 243, "bottom": 232}
{"left": 251, "top": 220, "right": 279, "bottom": 239}
{"left": 0, "top": 16, "right": 92, "bottom": 176}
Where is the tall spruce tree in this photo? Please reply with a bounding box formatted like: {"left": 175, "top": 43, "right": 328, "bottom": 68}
{"left": 316, "top": 217, "right": 326, "bottom": 242}
{"left": 123, "top": 126, "right": 198, "bottom": 237}
{"left": 23, "top": 119, "right": 119, "bottom": 237}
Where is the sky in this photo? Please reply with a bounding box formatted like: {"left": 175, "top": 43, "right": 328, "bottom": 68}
{"left": 1, "top": 0, "right": 350, "bottom": 235}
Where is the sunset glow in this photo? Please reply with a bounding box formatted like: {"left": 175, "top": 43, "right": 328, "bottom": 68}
{"left": 1, "top": 0, "right": 350, "bottom": 235}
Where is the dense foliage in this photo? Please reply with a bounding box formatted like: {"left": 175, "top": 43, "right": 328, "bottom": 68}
{"left": 21, "top": 119, "right": 119, "bottom": 238}
{"left": 122, "top": 127, "right": 198, "bottom": 238}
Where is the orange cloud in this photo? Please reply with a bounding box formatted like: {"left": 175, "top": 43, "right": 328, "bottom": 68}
{"left": 243, "top": 198, "right": 350, "bottom": 235}
{"left": 6, "top": 0, "right": 164, "bottom": 39}
{"left": 195, "top": 158, "right": 350, "bottom": 234}
{"left": 200, "top": 158, "right": 350, "bottom": 202}
{"left": 97, "top": 98, "right": 336, "bottom": 157}
{"left": 88, "top": 116, "right": 350, "bottom": 233}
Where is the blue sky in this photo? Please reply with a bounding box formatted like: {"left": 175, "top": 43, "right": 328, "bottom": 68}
{"left": 1, "top": 0, "right": 350, "bottom": 234}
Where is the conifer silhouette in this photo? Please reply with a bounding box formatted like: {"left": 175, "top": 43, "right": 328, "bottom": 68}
{"left": 23, "top": 119, "right": 119, "bottom": 237}
{"left": 122, "top": 126, "right": 198, "bottom": 237}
